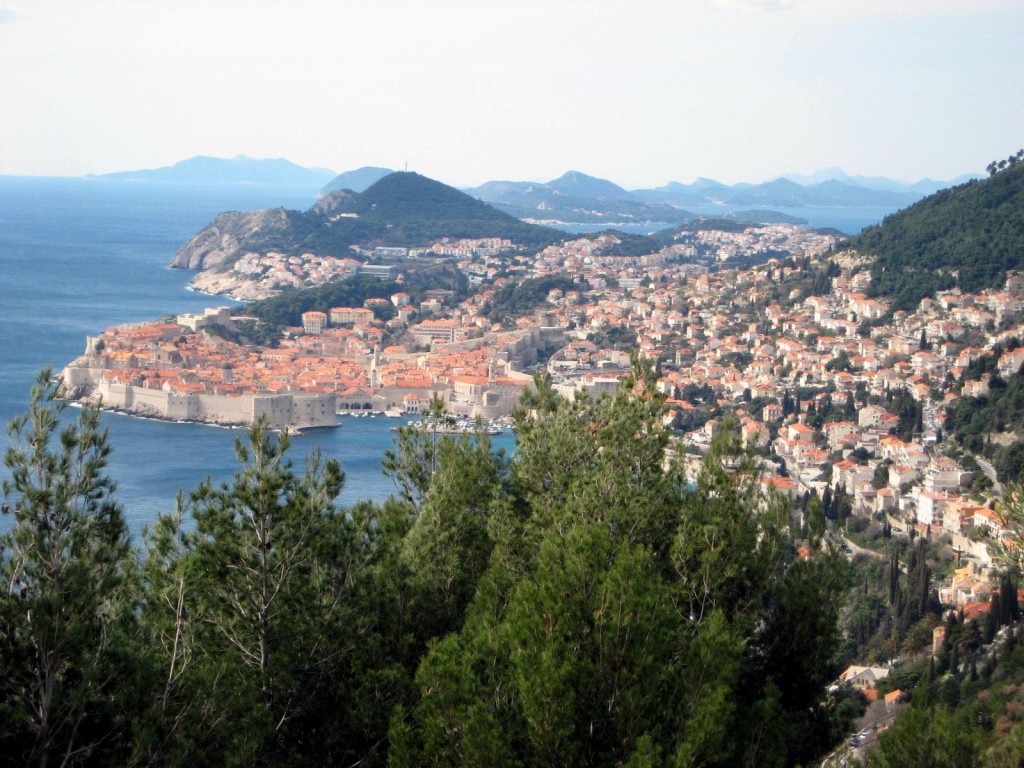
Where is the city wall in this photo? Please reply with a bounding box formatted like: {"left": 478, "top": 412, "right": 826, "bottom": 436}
{"left": 61, "top": 363, "right": 337, "bottom": 430}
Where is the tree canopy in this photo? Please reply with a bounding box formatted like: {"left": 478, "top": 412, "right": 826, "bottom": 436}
{"left": 0, "top": 364, "right": 856, "bottom": 766}
{"left": 845, "top": 161, "right": 1024, "bottom": 310}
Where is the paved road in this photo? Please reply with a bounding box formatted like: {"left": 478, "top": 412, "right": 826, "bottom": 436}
{"left": 976, "top": 455, "right": 1003, "bottom": 495}
{"left": 829, "top": 530, "right": 887, "bottom": 561}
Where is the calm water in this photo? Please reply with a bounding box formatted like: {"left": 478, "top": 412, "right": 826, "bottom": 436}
{"left": 0, "top": 177, "right": 513, "bottom": 535}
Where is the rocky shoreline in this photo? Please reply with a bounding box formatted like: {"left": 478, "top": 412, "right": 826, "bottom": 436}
{"left": 189, "top": 269, "right": 279, "bottom": 301}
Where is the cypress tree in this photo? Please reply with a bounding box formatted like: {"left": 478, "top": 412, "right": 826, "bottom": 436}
{"left": 1003, "top": 572, "right": 1021, "bottom": 623}
{"left": 985, "top": 594, "right": 1001, "bottom": 643}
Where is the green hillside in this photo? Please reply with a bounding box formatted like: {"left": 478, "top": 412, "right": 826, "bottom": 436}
{"left": 849, "top": 159, "right": 1024, "bottom": 310}
{"left": 351, "top": 172, "right": 559, "bottom": 246}
{"left": 944, "top": 345, "right": 1024, "bottom": 483}
{"left": 232, "top": 265, "right": 469, "bottom": 340}
{"left": 183, "top": 172, "right": 561, "bottom": 270}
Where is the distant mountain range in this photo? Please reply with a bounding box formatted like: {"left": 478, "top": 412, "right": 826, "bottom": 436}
{"left": 467, "top": 169, "right": 977, "bottom": 212}
{"left": 91, "top": 156, "right": 978, "bottom": 219}
{"left": 779, "top": 167, "right": 979, "bottom": 197}
{"left": 457, "top": 169, "right": 981, "bottom": 230}
{"left": 93, "top": 155, "right": 336, "bottom": 185}
{"left": 91, "top": 155, "right": 983, "bottom": 239}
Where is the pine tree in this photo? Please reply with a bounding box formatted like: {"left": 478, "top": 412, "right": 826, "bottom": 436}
{"left": 0, "top": 370, "right": 135, "bottom": 766}
{"left": 184, "top": 420, "right": 347, "bottom": 762}
{"left": 984, "top": 593, "right": 1001, "bottom": 643}
{"left": 393, "top": 362, "right": 848, "bottom": 768}
{"left": 888, "top": 550, "right": 900, "bottom": 605}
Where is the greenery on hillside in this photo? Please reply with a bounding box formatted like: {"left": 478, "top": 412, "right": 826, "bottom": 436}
{"left": 847, "top": 159, "right": 1024, "bottom": 310}
{"left": 589, "top": 230, "right": 660, "bottom": 257}
{"left": 347, "top": 172, "right": 562, "bottom": 248}
{"left": 484, "top": 274, "right": 584, "bottom": 325}
{"left": 0, "top": 364, "right": 861, "bottom": 767}
{"left": 864, "top": 567, "right": 1024, "bottom": 768}
{"left": 231, "top": 266, "right": 469, "bottom": 342}
{"left": 945, "top": 357, "right": 1024, "bottom": 483}
{"left": 191, "top": 172, "right": 562, "bottom": 271}
{"left": 822, "top": 484, "right": 1024, "bottom": 767}
{"left": 841, "top": 537, "right": 943, "bottom": 663}
{"left": 236, "top": 274, "right": 397, "bottom": 327}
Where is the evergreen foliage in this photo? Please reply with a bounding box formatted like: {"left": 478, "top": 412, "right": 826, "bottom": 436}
{"left": 945, "top": 367, "right": 1024, "bottom": 482}
{"left": 588, "top": 230, "right": 660, "bottom": 257}
{"left": 845, "top": 160, "right": 1024, "bottom": 310}
{"left": 236, "top": 273, "right": 398, "bottom": 329}
{"left": 484, "top": 274, "right": 583, "bottom": 325}
{"left": 0, "top": 365, "right": 858, "bottom": 765}
{"left": 391, "top": 361, "right": 850, "bottom": 768}
{"left": 0, "top": 371, "right": 135, "bottom": 766}
{"left": 234, "top": 266, "right": 468, "bottom": 337}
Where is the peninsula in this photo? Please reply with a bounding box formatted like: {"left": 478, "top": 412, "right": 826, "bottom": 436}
{"left": 61, "top": 305, "right": 558, "bottom": 431}
{"left": 63, "top": 189, "right": 835, "bottom": 430}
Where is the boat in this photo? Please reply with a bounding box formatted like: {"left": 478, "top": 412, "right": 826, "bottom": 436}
{"left": 390, "top": 418, "right": 504, "bottom": 436}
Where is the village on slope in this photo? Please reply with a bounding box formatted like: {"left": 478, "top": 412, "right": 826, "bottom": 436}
{"left": 62, "top": 221, "right": 1024, "bottom": 702}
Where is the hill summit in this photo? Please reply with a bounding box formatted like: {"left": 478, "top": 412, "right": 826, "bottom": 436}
{"left": 169, "top": 171, "right": 559, "bottom": 272}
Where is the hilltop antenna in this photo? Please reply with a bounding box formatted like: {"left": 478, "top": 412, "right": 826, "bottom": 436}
{"left": 404, "top": 161, "right": 408, "bottom": 172}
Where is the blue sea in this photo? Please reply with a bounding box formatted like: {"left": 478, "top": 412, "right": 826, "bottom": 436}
{"left": 0, "top": 177, "right": 513, "bottom": 536}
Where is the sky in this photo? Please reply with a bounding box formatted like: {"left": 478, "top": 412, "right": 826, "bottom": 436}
{"left": 0, "top": 0, "right": 1021, "bottom": 188}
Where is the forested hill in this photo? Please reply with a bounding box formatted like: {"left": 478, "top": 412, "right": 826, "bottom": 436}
{"left": 169, "top": 171, "right": 561, "bottom": 270}
{"left": 340, "top": 172, "right": 558, "bottom": 245}
{"left": 848, "top": 160, "right": 1024, "bottom": 310}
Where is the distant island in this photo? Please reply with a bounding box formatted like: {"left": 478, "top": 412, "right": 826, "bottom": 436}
{"left": 91, "top": 154, "right": 336, "bottom": 185}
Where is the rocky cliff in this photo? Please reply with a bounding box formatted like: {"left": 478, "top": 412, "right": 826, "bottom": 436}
{"left": 169, "top": 208, "right": 295, "bottom": 270}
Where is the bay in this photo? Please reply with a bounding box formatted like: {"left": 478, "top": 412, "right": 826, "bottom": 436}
{"left": 0, "top": 177, "right": 512, "bottom": 536}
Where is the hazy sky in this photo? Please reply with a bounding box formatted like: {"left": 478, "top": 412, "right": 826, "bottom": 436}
{"left": 1, "top": 0, "right": 1021, "bottom": 188}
